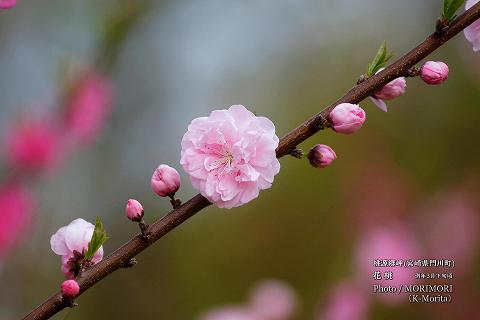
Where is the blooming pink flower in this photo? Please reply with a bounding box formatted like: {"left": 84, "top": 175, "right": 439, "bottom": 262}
{"left": 329, "top": 103, "right": 366, "bottom": 134}
{"left": 125, "top": 199, "right": 144, "bottom": 222}
{"left": 248, "top": 279, "right": 297, "bottom": 320}
{"left": 50, "top": 218, "right": 103, "bottom": 279}
{"left": 370, "top": 69, "right": 406, "bottom": 112}
{"left": 420, "top": 61, "right": 449, "bottom": 85}
{"left": 319, "top": 281, "right": 369, "bottom": 320}
{"left": 5, "top": 118, "right": 62, "bottom": 172}
{"left": 465, "top": 0, "right": 480, "bottom": 52}
{"left": 0, "top": 184, "right": 35, "bottom": 258}
{"left": 64, "top": 71, "right": 113, "bottom": 145}
{"left": 307, "top": 144, "right": 337, "bottom": 169}
{"left": 151, "top": 164, "right": 181, "bottom": 197}
{"left": 180, "top": 105, "right": 280, "bottom": 209}
{"left": 0, "top": 0, "right": 16, "bottom": 9}
{"left": 61, "top": 280, "right": 80, "bottom": 298}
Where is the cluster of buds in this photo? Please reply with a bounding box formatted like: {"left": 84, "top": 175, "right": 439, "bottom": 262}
{"left": 124, "top": 164, "right": 181, "bottom": 237}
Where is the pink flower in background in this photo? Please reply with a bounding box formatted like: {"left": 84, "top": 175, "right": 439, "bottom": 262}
{"left": 0, "top": 0, "right": 16, "bottom": 9}
{"left": 65, "top": 71, "right": 113, "bottom": 145}
{"left": 422, "top": 191, "right": 479, "bottom": 275}
{"left": 198, "top": 279, "right": 296, "bottom": 320}
{"left": 355, "top": 224, "right": 420, "bottom": 304}
{"left": 198, "top": 306, "right": 261, "bottom": 320}
{"left": 50, "top": 218, "right": 103, "bottom": 278}
{"left": 329, "top": 103, "right": 366, "bottom": 134}
{"left": 181, "top": 105, "right": 280, "bottom": 209}
{"left": 5, "top": 118, "right": 62, "bottom": 172}
{"left": 370, "top": 69, "right": 406, "bottom": 112}
{"left": 248, "top": 280, "right": 297, "bottom": 320}
{"left": 319, "top": 281, "right": 369, "bottom": 320}
{"left": 464, "top": 0, "right": 480, "bottom": 52}
{"left": 0, "top": 184, "right": 35, "bottom": 257}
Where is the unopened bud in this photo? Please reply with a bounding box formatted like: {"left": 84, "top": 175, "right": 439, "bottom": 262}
{"left": 308, "top": 144, "right": 337, "bottom": 168}
{"left": 125, "top": 199, "right": 144, "bottom": 222}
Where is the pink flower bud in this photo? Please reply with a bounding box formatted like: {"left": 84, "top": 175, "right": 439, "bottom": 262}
{"left": 151, "top": 164, "right": 181, "bottom": 197}
{"left": 370, "top": 69, "right": 407, "bottom": 112}
{"left": 329, "top": 103, "right": 366, "bottom": 134}
{"left": 0, "top": 0, "right": 16, "bottom": 9}
{"left": 61, "top": 280, "right": 80, "bottom": 298}
{"left": 373, "top": 77, "right": 406, "bottom": 101}
{"left": 308, "top": 144, "right": 337, "bottom": 169}
{"left": 125, "top": 199, "right": 144, "bottom": 222}
{"left": 420, "top": 61, "right": 449, "bottom": 85}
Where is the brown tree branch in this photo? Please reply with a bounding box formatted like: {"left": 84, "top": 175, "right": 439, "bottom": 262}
{"left": 22, "top": 3, "right": 480, "bottom": 319}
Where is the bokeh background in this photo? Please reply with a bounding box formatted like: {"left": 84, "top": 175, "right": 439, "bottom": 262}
{"left": 0, "top": 0, "right": 479, "bottom": 319}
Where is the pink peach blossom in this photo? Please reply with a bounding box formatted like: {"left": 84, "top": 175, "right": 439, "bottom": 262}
{"left": 61, "top": 279, "right": 80, "bottom": 298}
{"left": 464, "top": 0, "right": 480, "bottom": 52}
{"left": 64, "top": 71, "right": 113, "bottom": 145}
{"left": 248, "top": 279, "right": 297, "bottom": 320}
{"left": 50, "top": 218, "right": 103, "bottom": 278}
{"left": 151, "top": 164, "right": 181, "bottom": 197}
{"left": 5, "top": 118, "right": 62, "bottom": 172}
{"left": 180, "top": 105, "right": 280, "bottom": 209}
{"left": 420, "top": 61, "right": 449, "bottom": 85}
{"left": 370, "top": 69, "right": 406, "bottom": 112}
{"left": 307, "top": 144, "right": 337, "bottom": 169}
{"left": 0, "top": 0, "right": 16, "bottom": 9}
{"left": 0, "top": 184, "right": 35, "bottom": 257}
{"left": 329, "top": 103, "right": 366, "bottom": 134}
{"left": 319, "top": 281, "right": 369, "bottom": 320}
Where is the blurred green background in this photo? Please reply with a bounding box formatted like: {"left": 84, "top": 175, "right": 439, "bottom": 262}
{"left": 0, "top": 0, "right": 479, "bottom": 319}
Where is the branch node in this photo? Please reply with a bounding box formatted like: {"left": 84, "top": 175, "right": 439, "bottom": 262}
{"left": 405, "top": 66, "right": 421, "bottom": 77}
{"left": 435, "top": 18, "right": 449, "bottom": 36}
{"left": 289, "top": 148, "right": 304, "bottom": 159}
{"left": 357, "top": 74, "right": 368, "bottom": 85}
{"left": 122, "top": 258, "right": 138, "bottom": 268}
{"left": 138, "top": 220, "right": 150, "bottom": 240}
{"left": 63, "top": 296, "right": 78, "bottom": 308}
{"left": 169, "top": 196, "right": 182, "bottom": 209}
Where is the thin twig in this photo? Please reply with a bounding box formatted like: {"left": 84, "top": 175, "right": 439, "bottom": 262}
{"left": 22, "top": 3, "right": 480, "bottom": 320}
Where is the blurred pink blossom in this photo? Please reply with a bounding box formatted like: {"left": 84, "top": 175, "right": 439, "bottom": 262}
{"left": 5, "top": 118, "right": 62, "bottom": 172}
{"left": 421, "top": 190, "right": 479, "bottom": 275}
{"left": 248, "top": 279, "right": 297, "bottom": 320}
{"left": 50, "top": 218, "right": 104, "bottom": 279}
{"left": 181, "top": 105, "right": 280, "bottom": 209}
{"left": 355, "top": 224, "right": 420, "bottom": 304}
{"left": 0, "top": 183, "right": 35, "bottom": 258}
{"left": 319, "top": 281, "right": 369, "bottom": 320}
{"left": 64, "top": 71, "right": 113, "bottom": 145}
{"left": 198, "top": 279, "right": 296, "bottom": 320}
{"left": 198, "top": 306, "right": 262, "bottom": 320}
{"left": 0, "top": 0, "right": 16, "bottom": 9}
{"left": 464, "top": 0, "right": 480, "bottom": 52}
